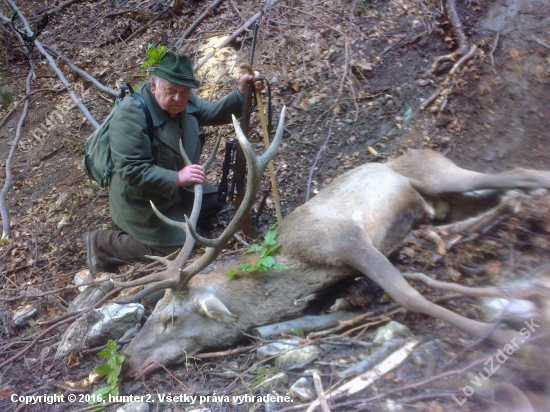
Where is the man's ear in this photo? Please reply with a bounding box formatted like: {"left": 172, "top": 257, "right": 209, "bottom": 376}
{"left": 150, "top": 80, "right": 156, "bottom": 93}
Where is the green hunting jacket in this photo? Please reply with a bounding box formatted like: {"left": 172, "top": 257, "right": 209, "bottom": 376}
{"left": 108, "top": 82, "right": 243, "bottom": 247}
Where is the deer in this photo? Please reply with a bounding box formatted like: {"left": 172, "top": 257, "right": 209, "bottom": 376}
{"left": 111, "top": 107, "right": 550, "bottom": 379}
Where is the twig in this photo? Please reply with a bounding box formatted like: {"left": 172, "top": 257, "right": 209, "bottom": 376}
{"left": 194, "top": 344, "right": 255, "bottom": 359}
{"left": 0, "top": 66, "right": 33, "bottom": 237}
{"left": 310, "top": 372, "right": 331, "bottom": 412}
{"left": 174, "top": 0, "right": 226, "bottom": 50}
{"left": 532, "top": 35, "right": 550, "bottom": 50}
{"left": 488, "top": 32, "right": 500, "bottom": 66}
{"left": 0, "top": 86, "right": 66, "bottom": 131}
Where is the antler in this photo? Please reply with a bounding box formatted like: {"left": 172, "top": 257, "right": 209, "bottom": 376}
{"left": 113, "top": 107, "right": 286, "bottom": 303}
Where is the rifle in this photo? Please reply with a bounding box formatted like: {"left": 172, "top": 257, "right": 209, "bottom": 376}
{"left": 218, "top": 23, "right": 260, "bottom": 237}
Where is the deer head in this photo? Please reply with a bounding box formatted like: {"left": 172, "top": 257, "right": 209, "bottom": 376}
{"left": 112, "top": 107, "right": 286, "bottom": 378}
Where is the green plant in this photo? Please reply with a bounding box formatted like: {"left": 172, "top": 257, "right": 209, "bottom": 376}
{"left": 89, "top": 340, "right": 125, "bottom": 408}
{"left": 141, "top": 44, "right": 167, "bottom": 69}
{"left": 227, "top": 225, "right": 288, "bottom": 278}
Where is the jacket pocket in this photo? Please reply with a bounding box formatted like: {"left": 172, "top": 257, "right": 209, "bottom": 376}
{"left": 122, "top": 185, "right": 149, "bottom": 202}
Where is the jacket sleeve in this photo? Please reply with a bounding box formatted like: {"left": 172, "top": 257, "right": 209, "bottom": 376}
{"left": 109, "top": 99, "right": 178, "bottom": 199}
{"left": 187, "top": 90, "right": 244, "bottom": 126}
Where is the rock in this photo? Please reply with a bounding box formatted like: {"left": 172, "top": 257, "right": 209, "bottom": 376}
{"left": 55, "top": 303, "right": 144, "bottom": 358}
{"left": 373, "top": 321, "right": 413, "bottom": 345}
{"left": 74, "top": 269, "right": 94, "bottom": 292}
{"left": 483, "top": 297, "right": 539, "bottom": 325}
{"left": 116, "top": 402, "right": 150, "bottom": 412}
{"left": 87, "top": 303, "right": 145, "bottom": 347}
{"left": 275, "top": 345, "right": 321, "bottom": 371}
{"left": 12, "top": 305, "right": 38, "bottom": 326}
{"left": 68, "top": 277, "right": 113, "bottom": 312}
{"left": 255, "top": 372, "right": 288, "bottom": 390}
{"left": 257, "top": 342, "right": 297, "bottom": 361}
{"left": 289, "top": 377, "right": 315, "bottom": 401}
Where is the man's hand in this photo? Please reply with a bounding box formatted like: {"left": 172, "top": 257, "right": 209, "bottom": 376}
{"left": 177, "top": 164, "right": 205, "bottom": 187}
{"left": 238, "top": 71, "right": 265, "bottom": 95}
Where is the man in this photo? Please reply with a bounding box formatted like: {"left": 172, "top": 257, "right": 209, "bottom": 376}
{"left": 84, "top": 51, "right": 264, "bottom": 274}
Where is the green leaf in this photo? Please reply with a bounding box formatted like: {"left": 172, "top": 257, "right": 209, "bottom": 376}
{"left": 96, "top": 349, "right": 110, "bottom": 358}
{"left": 404, "top": 107, "right": 413, "bottom": 121}
{"left": 115, "top": 355, "right": 125, "bottom": 365}
{"left": 107, "top": 373, "right": 118, "bottom": 387}
{"left": 93, "top": 385, "right": 114, "bottom": 396}
{"left": 94, "top": 363, "right": 110, "bottom": 376}
{"left": 258, "top": 256, "right": 276, "bottom": 268}
{"left": 107, "top": 356, "right": 117, "bottom": 370}
{"left": 238, "top": 262, "right": 252, "bottom": 271}
{"left": 290, "top": 327, "right": 305, "bottom": 337}
{"left": 264, "top": 229, "right": 277, "bottom": 245}
{"left": 227, "top": 269, "right": 236, "bottom": 278}
{"left": 106, "top": 340, "right": 117, "bottom": 352}
{"left": 273, "top": 264, "right": 288, "bottom": 270}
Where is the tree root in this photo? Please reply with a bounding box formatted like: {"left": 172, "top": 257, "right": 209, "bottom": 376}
{"left": 421, "top": 0, "right": 478, "bottom": 112}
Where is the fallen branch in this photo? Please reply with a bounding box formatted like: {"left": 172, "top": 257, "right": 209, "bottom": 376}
{"left": 193, "top": 0, "right": 284, "bottom": 70}
{"left": 4, "top": 2, "right": 99, "bottom": 128}
{"left": 174, "top": 0, "right": 226, "bottom": 50}
{"left": 338, "top": 338, "right": 403, "bottom": 380}
{"left": 309, "top": 372, "right": 331, "bottom": 412}
{"left": 42, "top": 45, "right": 118, "bottom": 96}
{"left": 194, "top": 344, "right": 255, "bottom": 359}
{"left": 0, "top": 67, "right": 33, "bottom": 238}
{"left": 0, "top": 86, "right": 66, "bottom": 131}
{"left": 306, "top": 339, "right": 419, "bottom": 411}
{"left": 251, "top": 311, "right": 359, "bottom": 339}
{"left": 435, "top": 191, "right": 522, "bottom": 249}
{"left": 421, "top": 0, "right": 478, "bottom": 111}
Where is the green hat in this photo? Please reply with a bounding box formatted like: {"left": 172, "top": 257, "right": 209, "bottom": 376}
{"left": 152, "top": 51, "right": 200, "bottom": 88}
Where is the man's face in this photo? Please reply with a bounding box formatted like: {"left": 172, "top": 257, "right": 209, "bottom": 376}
{"left": 151, "top": 78, "right": 192, "bottom": 117}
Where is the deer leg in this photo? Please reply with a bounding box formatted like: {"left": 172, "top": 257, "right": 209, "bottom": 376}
{"left": 402, "top": 272, "right": 507, "bottom": 298}
{"left": 387, "top": 150, "right": 550, "bottom": 195}
{"left": 335, "top": 226, "right": 514, "bottom": 344}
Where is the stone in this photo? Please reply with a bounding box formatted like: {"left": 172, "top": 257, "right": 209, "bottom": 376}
{"left": 275, "top": 345, "right": 321, "bottom": 371}
{"left": 116, "top": 402, "right": 150, "bottom": 412}
{"left": 56, "top": 303, "right": 144, "bottom": 358}
{"left": 482, "top": 297, "right": 539, "bottom": 325}
{"left": 289, "top": 377, "right": 315, "bottom": 401}
{"left": 13, "top": 304, "right": 38, "bottom": 326}
{"left": 257, "top": 342, "right": 297, "bottom": 361}
{"left": 373, "top": 321, "right": 413, "bottom": 345}
{"left": 255, "top": 372, "right": 288, "bottom": 390}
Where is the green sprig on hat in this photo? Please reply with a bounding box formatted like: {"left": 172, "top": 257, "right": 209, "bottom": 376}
{"left": 141, "top": 44, "right": 167, "bottom": 69}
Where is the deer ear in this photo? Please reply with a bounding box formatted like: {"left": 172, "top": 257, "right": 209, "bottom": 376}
{"left": 196, "top": 295, "right": 239, "bottom": 323}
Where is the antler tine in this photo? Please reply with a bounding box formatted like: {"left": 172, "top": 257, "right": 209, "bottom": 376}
{"left": 258, "top": 106, "right": 286, "bottom": 167}
{"left": 115, "top": 277, "right": 180, "bottom": 304}
{"left": 186, "top": 108, "right": 286, "bottom": 250}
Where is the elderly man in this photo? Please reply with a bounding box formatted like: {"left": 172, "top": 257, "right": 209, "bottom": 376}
{"left": 84, "top": 51, "right": 264, "bottom": 274}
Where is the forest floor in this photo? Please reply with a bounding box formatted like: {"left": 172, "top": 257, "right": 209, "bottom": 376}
{"left": 1, "top": 0, "right": 550, "bottom": 411}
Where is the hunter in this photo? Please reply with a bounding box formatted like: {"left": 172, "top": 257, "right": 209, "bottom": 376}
{"left": 84, "top": 51, "right": 264, "bottom": 274}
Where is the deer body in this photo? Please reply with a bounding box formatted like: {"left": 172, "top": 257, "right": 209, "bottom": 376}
{"left": 117, "top": 111, "right": 550, "bottom": 378}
